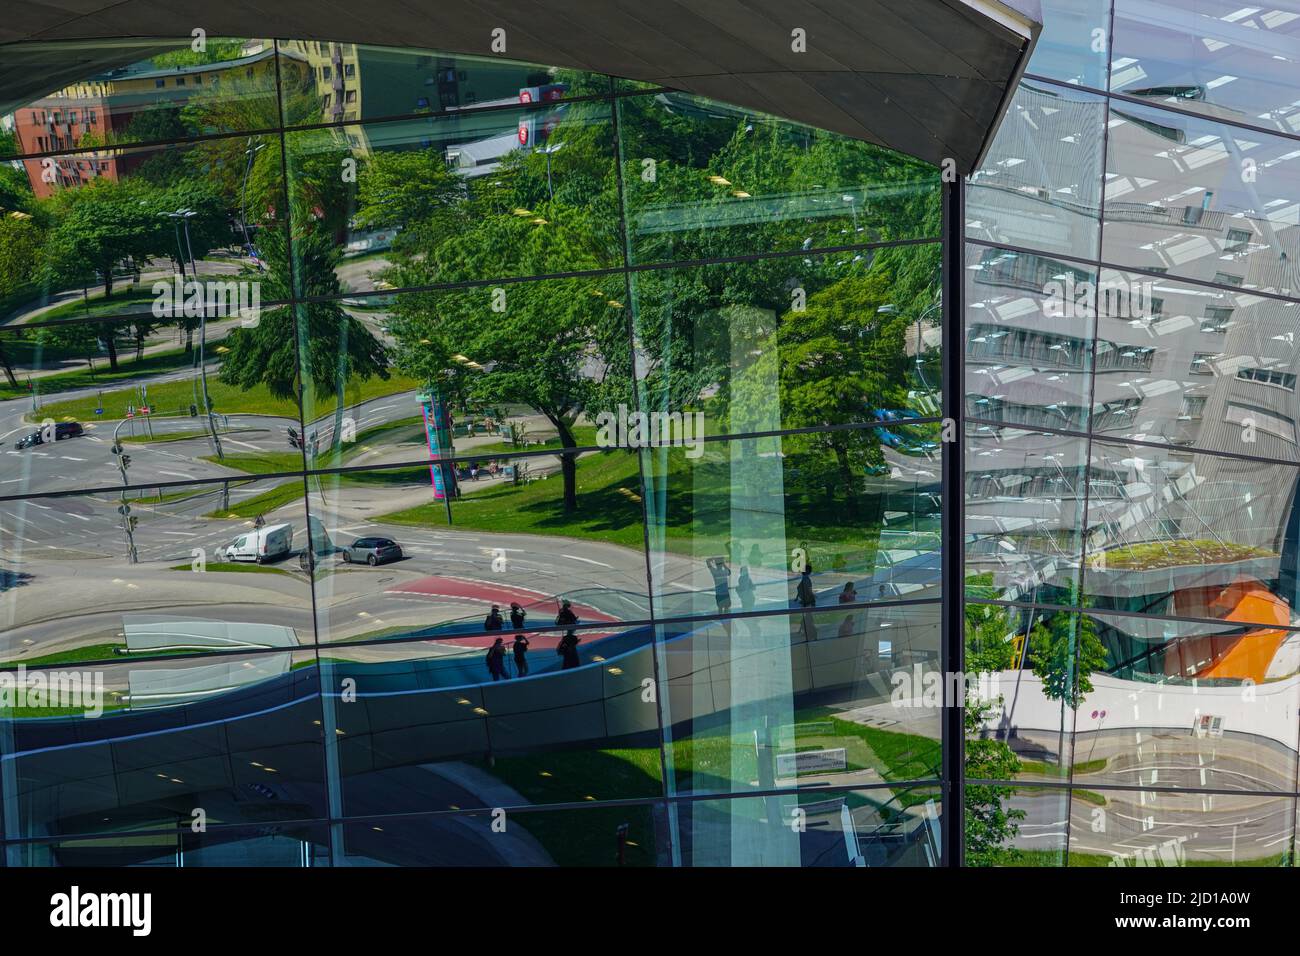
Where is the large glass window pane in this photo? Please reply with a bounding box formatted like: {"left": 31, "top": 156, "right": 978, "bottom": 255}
{"left": 0, "top": 134, "right": 285, "bottom": 328}
{"left": 1026, "top": 0, "right": 1112, "bottom": 89}
{"left": 1083, "top": 440, "right": 1300, "bottom": 626}
{"left": 631, "top": 244, "right": 941, "bottom": 439}
{"left": 964, "top": 785, "right": 1070, "bottom": 866}
{"left": 1103, "top": 100, "right": 1300, "bottom": 292}
{"left": 1111, "top": 0, "right": 1300, "bottom": 136}
{"left": 966, "top": 427, "right": 1089, "bottom": 605}
{"left": 276, "top": 41, "right": 607, "bottom": 127}
{"left": 671, "top": 786, "right": 942, "bottom": 867}
{"left": 338, "top": 803, "right": 667, "bottom": 867}
{"left": 1066, "top": 609, "right": 1300, "bottom": 795}
{"left": 0, "top": 650, "right": 328, "bottom": 840}
{"left": 965, "top": 604, "right": 1080, "bottom": 778}
{"left": 966, "top": 81, "right": 1107, "bottom": 260}
{"left": 642, "top": 434, "right": 940, "bottom": 623}
{"left": 0, "top": 478, "right": 317, "bottom": 667}
{"left": 1, "top": 312, "right": 304, "bottom": 499}
{"left": 656, "top": 604, "right": 941, "bottom": 799}
{"left": 283, "top": 99, "right": 620, "bottom": 296}
{"left": 303, "top": 459, "right": 651, "bottom": 644}
{"left": 1069, "top": 789, "right": 1295, "bottom": 866}
{"left": 616, "top": 91, "right": 941, "bottom": 266}
{"left": 0, "top": 38, "right": 282, "bottom": 159}
{"left": 1094, "top": 267, "right": 1300, "bottom": 462}
{"left": 317, "top": 629, "right": 664, "bottom": 815}
{"left": 966, "top": 244, "right": 1097, "bottom": 433}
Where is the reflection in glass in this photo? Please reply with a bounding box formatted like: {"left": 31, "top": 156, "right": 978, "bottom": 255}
{"left": 304, "top": 461, "right": 652, "bottom": 644}
{"left": 617, "top": 90, "right": 940, "bottom": 265}
{"left": 966, "top": 81, "right": 1107, "bottom": 259}
{"left": 965, "top": 244, "right": 1096, "bottom": 433}
{"left": 1093, "top": 267, "right": 1300, "bottom": 462}
{"left": 963, "top": 785, "right": 1070, "bottom": 866}
{"left": 965, "top": 427, "right": 1088, "bottom": 604}
{"left": 1103, "top": 99, "right": 1300, "bottom": 293}
{"left": 642, "top": 434, "right": 941, "bottom": 622}
{"left": 339, "top": 803, "right": 665, "bottom": 867}
{"left": 276, "top": 40, "right": 603, "bottom": 127}
{"left": 0, "top": 134, "right": 285, "bottom": 329}
{"left": 318, "top": 630, "right": 663, "bottom": 815}
{"left": 6, "top": 824, "right": 330, "bottom": 866}
{"left": 1111, "top": 0, "right": 1300, "bottom": 136}
{"left": 283, "top": 99, "right": 621, "bottom": 295}
{"left": 1067, "top": 789, "right": 1295, "bottom": 866}
{"left": 632, "top": 244, "right": 941, "bottom": 438}
{"left": 0, "top": 651, "right": 328, "bottom": 841}
{"left": 656, "top": 605, "right": 942, "bottom": 798}
{"left": 0, "top": 478, "right": 316, "bottom": 666}
{"left": 1083, "top": 440, "right": 1300, "bottom": 627}
{"left": 1025, "top": 0, "right": 1111, "bottom": 89}
{"left": 0, "top": 38, "right": 282, "bottom": 159}
{"left": 672, "top": 787, "right": 942, "bottom": 867}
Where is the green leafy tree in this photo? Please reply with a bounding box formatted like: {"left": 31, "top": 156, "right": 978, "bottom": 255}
{"left": 964, "top": 699, "right": 1026, "bottom": 866}
{"left": 1029, "top": 611, "right": 1108, "bottom": 711}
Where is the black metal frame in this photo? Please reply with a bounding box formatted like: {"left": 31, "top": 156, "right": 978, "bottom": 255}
{"left": 940, "top": 177, "right": 965, "bottom": 867}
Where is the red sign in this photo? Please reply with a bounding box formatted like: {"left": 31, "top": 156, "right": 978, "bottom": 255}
{"left": 518, "top": 121, "right": 529, "bottom": 146}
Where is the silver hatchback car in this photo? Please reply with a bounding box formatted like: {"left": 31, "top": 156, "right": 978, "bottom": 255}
{"left": 342, "top": 536, "right": 403, "bottom": 566}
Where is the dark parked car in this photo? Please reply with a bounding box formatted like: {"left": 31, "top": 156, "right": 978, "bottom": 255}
{"left": 342, "top": 537, "right": 403, "bottom": 566}
{"left": 15, "top": 421, "right": 83, "bottom": 449}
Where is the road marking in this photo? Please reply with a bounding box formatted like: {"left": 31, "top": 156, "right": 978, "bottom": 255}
{"left": 561, "top": 554, "right": 612, "bottom": 568}
{"left": 60, "top": 456, "right": 86, "bottom": 461}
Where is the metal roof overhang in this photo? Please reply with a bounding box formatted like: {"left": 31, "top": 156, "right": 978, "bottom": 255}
{"left": 0, "top": 0, "right": 1039, "bottom": 174}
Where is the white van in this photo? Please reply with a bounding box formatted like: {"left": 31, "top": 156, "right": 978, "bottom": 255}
{"left": 220, "top": 523, "right": 293, "bottom": 564}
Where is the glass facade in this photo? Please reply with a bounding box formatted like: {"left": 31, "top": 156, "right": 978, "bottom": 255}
{"left": 0, "top": 37, "right": 943, "bottom": 866}
{"left": 965, "top": 0, "right": 1300, "bottom": 866}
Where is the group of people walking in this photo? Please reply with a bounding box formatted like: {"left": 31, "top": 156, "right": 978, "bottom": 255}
{"left": 484, "top": 598, "right": 582, "bottom": 681}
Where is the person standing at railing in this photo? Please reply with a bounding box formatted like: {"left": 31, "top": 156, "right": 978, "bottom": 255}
{"left": 510, "top": 602, "right": 527, "bottom": 631}
{"left": 736, "top": 565, "right": 755, "bottom": 612}
{"left": 513, "top": 631, "right": 531, "bottom": 676}
{"left": 486, "top": 637, "right": 510, "bottom": 681}
{"left": 797, "top": 564, "right": 817, "bottom": 641}
{"left": 556, "top": 599, "right": 580, "bottom": 669}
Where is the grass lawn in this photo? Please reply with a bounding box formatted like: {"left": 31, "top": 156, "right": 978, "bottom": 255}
{"left": 34, "top": 363, "right": 421, "bottom": 425}
{"left": 6, "top": 642, "right": 124, "bottom": 666}
{"left": 29, "top": 286, "right": 159, "bottom": 324}
{"left": 382, "top": 449, "right": 648, "bottom": 548}
{"left": 1, "top": 346, "right": 192, "bottom": 403}
{"left": 168, "top": 561, "right": 295, "bottom": 575}
{"left": 205, "top": 481, "right": 305, "bottom": 519}
{"left": 379, "top": 442, "right": 900, "bottom": 574}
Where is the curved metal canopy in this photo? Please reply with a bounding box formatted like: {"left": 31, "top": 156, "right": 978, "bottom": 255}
{"left": 0, "top": 0, "right": 1038, "bottom": 173}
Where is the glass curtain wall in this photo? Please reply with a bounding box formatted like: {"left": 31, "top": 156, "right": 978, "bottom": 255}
{"left": 965, "top": 0, "right": 1300, "bottom": 866}
{"left": 0, "top": 37, "right": 943, "bottom": 866}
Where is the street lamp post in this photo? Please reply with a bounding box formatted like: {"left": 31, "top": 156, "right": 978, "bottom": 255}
{"left": 164, "top": 208, "right": 223, "bottom": 461}
{"left": 240, "top": 140, "right": 266, "bottom": 260}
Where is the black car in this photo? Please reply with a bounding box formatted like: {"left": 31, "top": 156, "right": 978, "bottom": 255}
{"left": 15, "top": 421, "right": 83, "bottom": 449}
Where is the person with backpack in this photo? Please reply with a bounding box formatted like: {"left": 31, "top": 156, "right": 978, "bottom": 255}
{"left": 485, "top": 637, "right": 509, "bottom": 681}
{"left": 510, "top": 602, "right": 527, "bottom": 632}
{"left": 484, "top": 605, "right": 504, "bottom": 631}
{"left": 556, "top": 631, "right": 581, "bottom": 670}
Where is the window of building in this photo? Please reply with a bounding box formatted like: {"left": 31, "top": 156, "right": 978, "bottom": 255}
{"left": 1237, "top": 366, "right": 1296, "bottom": 390}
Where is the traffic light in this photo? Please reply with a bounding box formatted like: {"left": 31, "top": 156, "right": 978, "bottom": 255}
{"left": 111, "top": 443, "right": 122, "bottom": 456}
{"left": 120, "top": 454, "right": 132, "bottom": 470}
{"left": 116, "top": 503, "right": 131, "bottom": 516}
{"left": 127, "top": 517, "right": 138, "bottom": 531}
{"left": 189, "top": 403, "right": 198, "bottom": 417}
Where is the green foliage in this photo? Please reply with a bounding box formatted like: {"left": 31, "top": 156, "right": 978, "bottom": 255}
{"left": 964, "top": 698, "right": 1026, "bottom": 866}
{"left": 1029, "top": 611, "right": 1108, "bottom": 711}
